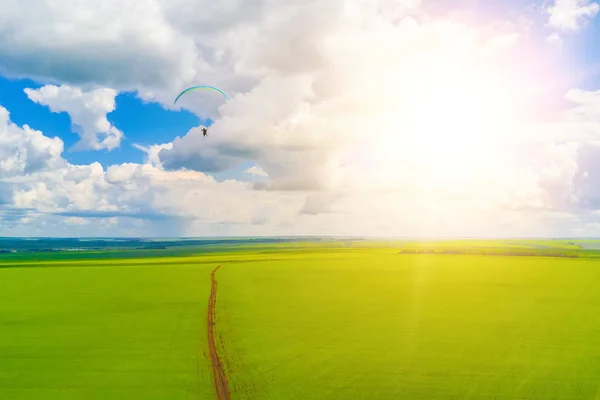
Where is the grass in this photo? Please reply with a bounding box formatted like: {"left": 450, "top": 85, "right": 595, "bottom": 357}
{"left": 0, "top": 258, "right": 215, "bottom": 400}
{"left": 216, "top": 251, "right": 600, "bottom": 399}
{"left": 4, "top": 240, "right": 600, "bottom": 399}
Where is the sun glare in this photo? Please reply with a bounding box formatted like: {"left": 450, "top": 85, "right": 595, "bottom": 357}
{"left": 372, "top": 58, "right": 521, "bottom": 186}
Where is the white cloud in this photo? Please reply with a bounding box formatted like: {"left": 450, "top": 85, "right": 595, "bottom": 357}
{"left": 133, "top": 142, "right": 174, "bottom": 168}
{"left": 245, "top": 165, "right": 268, "bottom": 177}
{"left": 1, "top": 0, "right": 600, "bottom": 236}
{"left": 546, "top": 32, "right": 564, "bottom": 47}
{"left": 65, "top": 216, "right": 88, "bottom": 225}
{"left": 0, "top": 0, "right": 198, "bottom": 91}
{"left": 24, "top": 84, "right": 123, "bottom": 151}
{"left": 564, "top": 88, "right": 600, "bottom": 120}
{"left": 156, "top": 8, "right": 561, "bottom": 194}
{"left": 0, "top": 104, "right": 306, "bottom": 235}
{"left": 547, "top": 0, "right": 599, "bottom": 31}
{"left": 0, "top": 106, "right": 65, "bottom": 178}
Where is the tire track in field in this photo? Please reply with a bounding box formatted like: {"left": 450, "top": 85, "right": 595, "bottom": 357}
{"left": 207, "top": 265, "right": 231, "bottom": 400}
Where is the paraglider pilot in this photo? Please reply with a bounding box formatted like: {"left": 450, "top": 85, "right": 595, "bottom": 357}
{"left": 202, "top": 127, "right": 208, "bottom": 137}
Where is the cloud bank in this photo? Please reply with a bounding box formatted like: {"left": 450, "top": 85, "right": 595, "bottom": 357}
{"left": 0, "top": 0, "right": 599, "bottom": 236}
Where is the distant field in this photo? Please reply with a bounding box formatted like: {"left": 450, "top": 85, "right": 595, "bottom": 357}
{"left": 3, "top": 240, "right": 600, "bottom": 399}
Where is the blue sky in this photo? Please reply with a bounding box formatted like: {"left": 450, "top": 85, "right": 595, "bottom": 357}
{"left": 0, "top": 0, "right": 599, "bottom": 237}
{"left": 0, "top": 76, "right": 204, "bottom": 168}
{"left": 0, "top": 76, "right": 262, "bottom": 183}
{"left": 575, "top": 20, "right": 600, "bottom": 89}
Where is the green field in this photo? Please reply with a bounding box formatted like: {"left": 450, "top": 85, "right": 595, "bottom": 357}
{"left": 0, "top": 259, "right": 215, "bottom": 400}
{"left": 3, "top": 241, "right": 600, "bottom": 399}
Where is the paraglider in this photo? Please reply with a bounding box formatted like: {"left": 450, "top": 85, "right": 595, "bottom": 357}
{"left": 173, "top": 85, "right": 231, "bottom": 105}
{"left": 174, "top": 85, "right": 229, "bottom": 139}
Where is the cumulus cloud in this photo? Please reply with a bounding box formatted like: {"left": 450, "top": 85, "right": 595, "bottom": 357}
{"left": 245, "top": 165, "right": 268, "bottom": 177}
{"left": 564, "top": 88, "right": 600, "bottom": 120}
{"left": 24, "top": 84, "right": 123, "bottom": 151}
{"left": 133, "top": 142, "right": 174, "bottom": 168}
{"left": 3, "top": 162, "right": 304, "bottom": 236}
{"left": 0, "top": 104, "right": 307, "bottom": 234}
{"left": 2, "top": 0, "right": 600, "bottom": 236}
{"left": 156, "top": 4, "right": 561, "bottom": 195}
{"left": 64, "top": 216, "right": 88, "bottom": 225}
{"left": 0, "top": 106, "right": 65, "bottom": 178}
{"left": 300, "top": 192, "right": 344, "bottom": 215}
{"left": 0, "top": 0, "right": 198, "bottom": 91}
{"left": 547, "top": 0, "right": 599, "bottom": 31}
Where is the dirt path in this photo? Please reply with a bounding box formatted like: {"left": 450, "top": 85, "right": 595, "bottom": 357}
{"left": 207, "top": 265, "right": 231, "bottom": 400}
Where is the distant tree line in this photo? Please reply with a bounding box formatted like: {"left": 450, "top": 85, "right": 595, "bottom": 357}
{"left": 397, "top": 248, "right": 579, "bottom": 258}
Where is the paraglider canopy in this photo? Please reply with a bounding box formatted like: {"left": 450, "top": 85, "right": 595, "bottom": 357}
{"left": 173, "top": 85, "right": 231, "bottom": 104}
